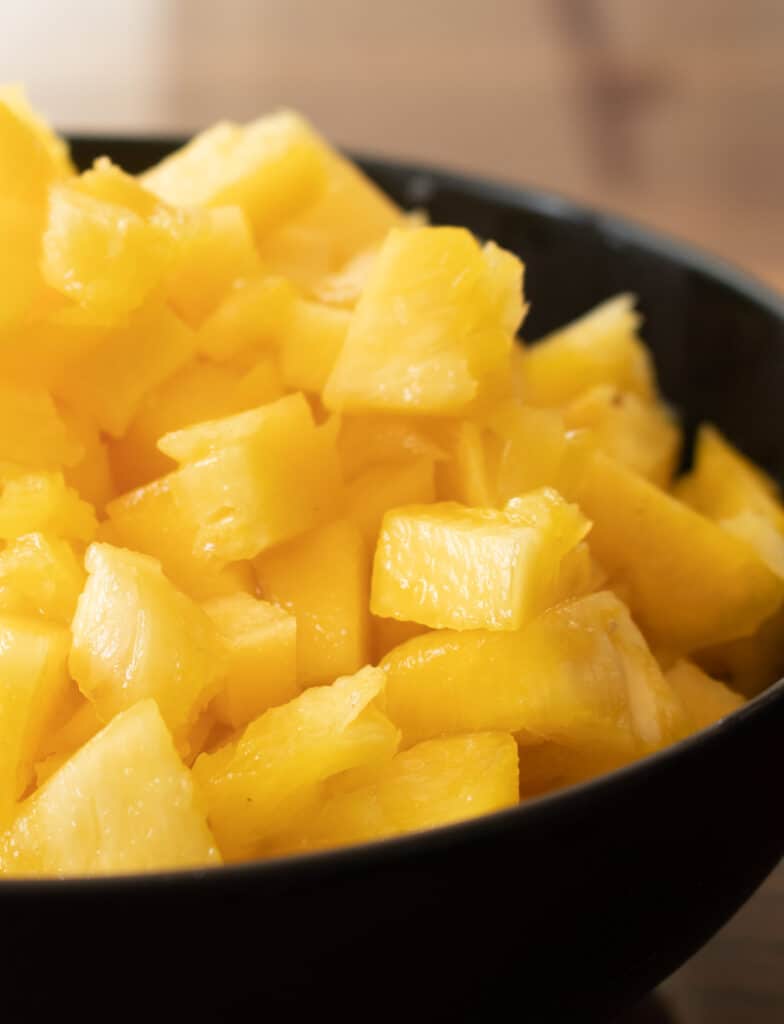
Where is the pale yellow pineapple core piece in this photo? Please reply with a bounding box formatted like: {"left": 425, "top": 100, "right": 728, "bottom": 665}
{"left": 69, "top": 544, "right": 225, "bottom": 750}
{"left": 371, "top": 489, "right": 590, "bottom": 631}
{"left": 0, "top": 700, "right": 221, "bottom": 877}
{"left": 323, "top": 226, "right": 525, "bottom": 415}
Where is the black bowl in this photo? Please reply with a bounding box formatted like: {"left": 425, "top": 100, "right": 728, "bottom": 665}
{"left": 2, "top": 138, "right": 782, "bottom": 1023}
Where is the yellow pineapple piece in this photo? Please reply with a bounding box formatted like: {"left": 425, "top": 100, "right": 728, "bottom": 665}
{"left": 0, "top": 700, "right": 221, "bottom": 877}
{"left": 69, "top": 544, "right": 225, "bottom": 749}
{"left": 0, "top": 380, "right": 81, "bottom": 470}
{"left": 58, "top": 405, "right": 114, "bottom": 512}
{"left": 0, "top": 472, "right": 96, "bottom": 543}
{"left": 277, "top": 299, "right": 351, "bottom": 394}
{"left": 0, "top": 96, "right": 61, "bottom": 329}
{"left": 193, "top": 666, "right": 399, "bottom": 859}
{"left": 0, "top": 614, "right": 72, "bottom": 819}
{"left": 563, "top": 385, "right": 681, "bottom": 488}
{"left": 41, "top": 175, "right": 176, "bottom": 319}
{"left": 337, "top": 414, "right": 446, "bottom": 481}
{"left": 371, "top": 490, "right": 589, "bottom": 631}
{"left": 434, "top": 419, "right": 498, "bottom": 507}
{"left": 123, "top": 394, "right": 344, "bottom": 566}
{"left": 109, "top": 358, "right": 283, "bottom": 492}
{"left": 519, "top": 294, "right": 655, "bottom": 406}
{"left": 165, "top": 205, "right": 262, "bottom": 327}
{"left": 277, "top": 733, "right": 519, "bottom": 853}
{"left": 0, "top": 304, "right": 108, "bottom": 389}
{"left": 666, "top": 659, "right": 745, "bottom": 733}
{"left": 323, "top": 227, "right": 524, "bottom": 415}
{"left": 346, "top": 457, "right": 436, "bottom": 548}
{"left": 575, "top": 451, "right": 784, "bottom": 651}
{"left": 54, "top": 302, "right": 196, "bottom": 438}
{"left": 0, "top": 532, "right": 84, "bottom": 623}
{"left": 197, "top": 274, "right": 296, "bottom": 362}
{"left": 697, "top": 603, "right": 784, "bottom": 698}
{"left": 382, "top": 590, "right": 686, "bottom": 754}
{"left": 0, "top": 85, "right": 73, "bottom": 178}
{"left": 258, "top": 144, "right": 402, "bottom": 290}
{"left": 255, "top": 518, "right": 370, "bottom": 686}
{"left": 204, "top": 593, "right": 299, "bottom": 729}
{"left": 142, "top": 112, "right": 327, "bottom": 236}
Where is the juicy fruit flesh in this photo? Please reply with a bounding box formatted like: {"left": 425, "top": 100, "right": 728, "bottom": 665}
{"left": 0, "top": 94, "right": 764, "bottom": 879}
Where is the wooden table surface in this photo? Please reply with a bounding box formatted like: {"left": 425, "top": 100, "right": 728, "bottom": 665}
{"left": 3, "top": 2, "right": 781, "bottom": 1019}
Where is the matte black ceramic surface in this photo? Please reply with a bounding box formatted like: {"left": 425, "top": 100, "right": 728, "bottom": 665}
{"left": 1, "top": 138, "right": 782, "bottom": 1023}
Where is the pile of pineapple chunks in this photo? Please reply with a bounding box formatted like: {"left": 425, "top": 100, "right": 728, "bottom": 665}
{"left": 0, "top": 87, "right": 781, "bottom": 878}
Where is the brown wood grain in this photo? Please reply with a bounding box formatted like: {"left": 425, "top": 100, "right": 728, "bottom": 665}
{"left": 1, "top": 2, "right": 781, "bottom": 1019}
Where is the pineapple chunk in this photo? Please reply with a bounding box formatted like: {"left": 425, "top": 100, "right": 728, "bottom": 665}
{"left": 434, "top": 419, "right": 498, "bottom": 507}
{"left": 255, "top": 518, "right": 370, "bottom": 686}
{"left": 205, "top": 593, "right": 299, "bottom": 729}
{"left": 338, "top": 414, "right": 446, "bottom": 481}
{"left": 141, "top": 112, "right": 327, "bottom": 236}
{"left": 165, "top": 205, "right": 261, "bottom": 327}
{"left": 0, "top": 380, "right": 81, "bottom": 470}
{"left": 0, "top": 472, "right": 96, "bottom": 543}
{"left": 346, "top": 457, "right": 436, "bottom": 548}
{"left": 382, "top": 590, "right": 686, "bottom": 754}
{"left": 0, "top": 532, "right": 84, "bottom": 623}
{"left": 0, "top": 84, "right": 73, "bottom": 179}
{"left": 519, "top": 294, "right": 655, "bottom": 406}
{"left": 666, "top": 659, "right": 745, "bottom": 733}
{"left": 109, "top": 358, "right": 284, "bottom": 492}
{"left": 563, "top": 385, "right": 681, "bottom": 488}
{"left": 0, "top": 700, "right": 221, "bottom": 877}
{"left": 197, "top": 274, "right": 296, "bottom": 361}
{"left": 698, "top": 603, "right": 784, "bottom": 699}
{"left": 54, "top": 302, "right": 196, "bottom": 438}
{"left": 371, "top": 490, "right": 590, "bottom": 631}
{"left": 42, "top": 175, "right": 175, "bottom": 319}
{"left": 277, "top": 299, "right": 351, "bottom": 394}
{"left": 58, "top": 405, "right": 114, "bottom": 512}
{"left": 193, "top": 666, "right": 399, "bottom": 859}
{"left": 69, "top": 544, "right": 225, "bottom": 749}
{"left": 0, "top": 614, "right": 72, "bottom": 818}
{"left": 575, "top": 451, "right": 784, "bottom": 651}
{"left": 323, "top": 227, "right": 524, "bottom": 415}
{"left": 276, "top": 733, "right": 519, "bottom": 853}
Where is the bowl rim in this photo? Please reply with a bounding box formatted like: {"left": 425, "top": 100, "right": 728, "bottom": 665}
{"left": 2, "top": 143, "right": 783, "bottom": 892}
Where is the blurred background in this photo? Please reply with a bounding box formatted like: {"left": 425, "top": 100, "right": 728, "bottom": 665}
{"left": 3, "top": 1, "right": 781, "bottom": 1020}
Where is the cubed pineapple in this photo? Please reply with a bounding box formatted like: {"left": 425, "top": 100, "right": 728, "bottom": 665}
{"left": 277, "top": 299, "right": 351, "bottom": 394}
{"left": 518, "top": 294, "right": 655, "bottom": 406}
{"left": 563, "top": 385, "right": 681, "bottom": 488}
{"left": 141, "top": 112, "right": 327, "bottom": 236}
{"left": 165, "top": 205, "right": 262, "bottom": 327}
{"left": 193, "top": 666, "right": 399, "bottom": 859}
{"left": 371, "top": 490, "right": 590, "bottom": 631}
{"left": 115, "top": 394, "right": 344, "bottom": 567}
{"left": 0, "top": 532, "right": 84, "bottom": 623}
{"left": 109, "top": 359, "right": 283, "bottom": 492}
{"left": 0, "top": 700, "right": 221, "bottom": 876}
{"left": 41, "top": 177, "right": 175, "bottom": 319}
{"left": 0, "top": 84, "right": 73, "bottom": 179}
{"left": 255, "top": 518, "right": 370, "bottom": 686}
{"left": 323, "top": 227, "right": 524, "bottom": 415}
{"left": 346, "top": 457, "right": 436, "bottom": 548}
{"left": 205, "top": 592, "right": 299, "bottom": 729}
{"left": 196, "top": 274, "right": 296, "bottom": 362}
{"left": 69, "top": 544, "right": 225, "bottom": 749}
{"left": 337, "top": 414, "right": 445, "bottom": 481}
{"left": 258, "top": 144, "right": 402, "bottom": 289}
{"left": 54, "top": 302, "right": 196, "bottom": 438}
{"left": 382, "top": 590, "right": 686, "bottom": 754}
{"left": 58, "top": 405, "right": 114, "bottom": 512}
{"left": 0, "top": 614, "right": 72, "bottom": 818}
{"left": 665, "top": 659, "right": 745, "bottom": 733}
{"left": 0, "top": 380, "right": 81, "bottom": 470}
{"left": 275, "top": 733, "right": 519, "bottom": 853}
{"left": 0, "top": 472, "right": 96, "bottom": 543}
{"left": 575, "top": 451, "right": 784, "bottom": 651}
